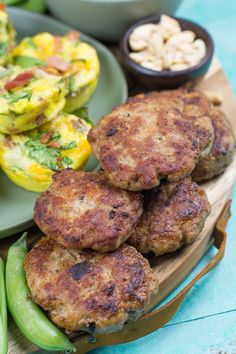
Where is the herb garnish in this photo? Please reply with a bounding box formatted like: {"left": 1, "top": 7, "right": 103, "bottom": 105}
{"left": 72, "top": 106, "right": 92, "bottom": 125}
{"left": 25, "top": 130, "right": 77, "bottom": 170}
{"left": 14, "top": 56, "right": 45, "bottom": 68}
{"left": 0, "top": 42, "right": 8, "bottom": 57}
{"left": 3, "top": 90, "right": 32, "bottom": 103}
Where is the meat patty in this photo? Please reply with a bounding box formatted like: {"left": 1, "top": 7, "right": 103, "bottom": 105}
{"left": 24, "top": 237, "right": 159, "bottom": 333}
{"left": 88, "top": 99, "right": 199, "bottom": 191}
{"left": 128, "top": 89, "right": 214, "bottom": 159}
{"left": 34, "top": 169, "right": 143, "bottom": 252}
{"left": 192, "top": 108, "right": 236, "bottom": 181}
{"left": 182, "top": 91, "right": 215, "bottom": 158}
{"left": 128, "top": 178, "right": 211, "bottom": 256}
{"left": 127, "top": 88, "right": 187, "bottom": 111}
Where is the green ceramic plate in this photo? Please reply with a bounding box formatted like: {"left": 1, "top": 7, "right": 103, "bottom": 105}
{"left": 0, "top": 7, "right": 128, "bottom": 239}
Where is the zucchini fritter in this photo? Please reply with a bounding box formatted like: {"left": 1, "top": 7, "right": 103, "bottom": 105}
{"left": 128, "top": 178, "right": 211, "bottom": 256}
{"left": 34, "top": 170, "right": 143, "bottom": 251}
{"left": 24, "top": 237, "right": 158, "bottom": 333}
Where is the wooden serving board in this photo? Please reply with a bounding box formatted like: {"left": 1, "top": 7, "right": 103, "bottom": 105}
{"left": 3, "top": 57, "right": 236, "bottom": 354}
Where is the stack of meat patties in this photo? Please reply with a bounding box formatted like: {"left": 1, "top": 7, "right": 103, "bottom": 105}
{"left": 25, "top": 88, "right": 236, "bottom": 335}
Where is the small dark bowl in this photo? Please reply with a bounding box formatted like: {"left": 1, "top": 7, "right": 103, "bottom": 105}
{"left": 120, "top": 15, "right": 214, "bottom": 89}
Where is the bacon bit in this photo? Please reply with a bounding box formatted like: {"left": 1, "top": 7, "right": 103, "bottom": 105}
{"left": 47, "top": 140, "right": 60, "bottom": 149}
{"left": 4, "top": 71, "right": 34, "bottom": 91}
{"left": 0, "top": 3, "right": 6, "bottom": 11}
{"left": 46, "top": 56, "right": 71, "bottom": 72}
{"left": 56, "top": 156, "right": 62, "bottom": 161}
{"left": 67, "top": 31, "right": 80, "bottom": 41}
{"left": 54, "top": 36, "right": 62, "bottom": 54}
{"left": 40, "top": 131, "right": 54, "bottom": 145}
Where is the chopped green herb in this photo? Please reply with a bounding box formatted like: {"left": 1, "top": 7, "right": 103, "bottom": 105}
{"left": 25, "top": 139, "right": 61, "bottom": 170}
{"left": 0, "top": 42, "right": 8, "bottom": 57}
{"left": 3, "top": 90, "right": 32, "bottom": 103}
{"left": 25, "top": 131, "right": 74, "bottom": 170}
{"left": 72, "top": 106, "right": 92, "bottom": 125}
{"left": 67, "top": 76, "right": 75, "bottom": 96}
{"left": 14, "top": 55, "right": 45, "bottom": 68}
{"left": 60, "top": 141, "right": 77, "bottom": 150}
{"left": 55, "top": 78, "right": 64, "bottom": 93}
{"left": 61, "top": 156, "right": 73, "bottom": 167}
{"left": 51, "top": 131, "right": 61, "bottom": 141}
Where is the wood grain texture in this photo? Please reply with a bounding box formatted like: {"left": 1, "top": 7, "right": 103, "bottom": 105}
{"left": 3, "top": 57, "right": 236, "bottom": 353}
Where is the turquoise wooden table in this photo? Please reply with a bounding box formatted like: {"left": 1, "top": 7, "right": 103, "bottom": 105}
{"left": 91, "top": 0, "right": 236, "bottom": 353}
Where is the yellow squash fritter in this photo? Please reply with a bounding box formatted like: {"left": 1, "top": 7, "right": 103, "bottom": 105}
{"left": 128, "top": 178, "right": 211, "bottom": 256}
{"left": 24, "top": 237, "right": 158, "bottom": 334}
{"left": 0, "top": 5, "right": 15, "bottom": 66}
{"left": 12, "top": 32, "right": 100, "bottom": 112}
{"left": 34, "top": 170, "right": 143, "bottom": 252}
{"left": 88, "top": 98, "right": 199, "bottom": 191}
{"left": 0, "top": 111, "right": 91, "bottom": 192}
{"left": 0, "top": 66, "right": 66, "bottom": 134}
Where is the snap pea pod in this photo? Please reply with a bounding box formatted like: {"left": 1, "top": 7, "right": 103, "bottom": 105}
{"left": 6, "top": 233, "right": 76, "bottom": 352}
{"left": 0, "top": 257, "right": 7, "bottom": 354}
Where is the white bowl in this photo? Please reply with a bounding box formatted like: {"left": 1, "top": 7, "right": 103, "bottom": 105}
{"left": 46, "top": 0, "right": 183, "bottom": 42}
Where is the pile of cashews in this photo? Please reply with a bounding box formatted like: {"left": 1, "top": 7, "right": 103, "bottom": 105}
{"left": 129, "top": 15, "right": 207, "bottom": 72}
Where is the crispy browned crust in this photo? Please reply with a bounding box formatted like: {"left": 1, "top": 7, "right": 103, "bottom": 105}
{"left": 182, "top": 91, "right": 215, "bottom": 158}
{"left": 127, "top": 88, "right": 187, "bottom": 110}
{"left": 88, "top": 97, "right": 199, "bottom": 191}
{"left": 192, "top": 108, "right": 236, "bottom": 181}
{"left": 129, "top": 90, "right": 214, "bottom": 157}
{"left": 34, "top": 169, "right": 143, "bottom": 252}
{"left": 24, "top": 237, "right": 159, "bottom": 333}
{"left": 128, "top": 178, "right": 211, "bottom": 256}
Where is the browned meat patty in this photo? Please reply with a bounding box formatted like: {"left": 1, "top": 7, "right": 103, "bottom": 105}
{"left": 88, "top": 99, "right": 199, "bottom": 191}
{"left": 34, "top": 169, "right": 143, "bottom": 252}
{"left": 192, "top": 108, "right": 236, "bottom": 181}
{"left": 128, "top": 89, "right": 214, "bottom": 159}
{"left": 24, "top": 237, "right": 159, "bottom": 333}
{"left": 127, "top": 88, "right": 187, "bottom": 111}
{"left": 128, "top": 178, "right": 211, "bottom": 256}
{"left": 182, "top": 91, "right": 215, "bottom": 158}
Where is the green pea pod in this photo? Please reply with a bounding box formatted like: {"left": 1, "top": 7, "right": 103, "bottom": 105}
{"left": 0, "top": 257, "right": 7, "bottom": 354}
{"left": 6, "top": 233, "right": 76, "bottom": 352}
